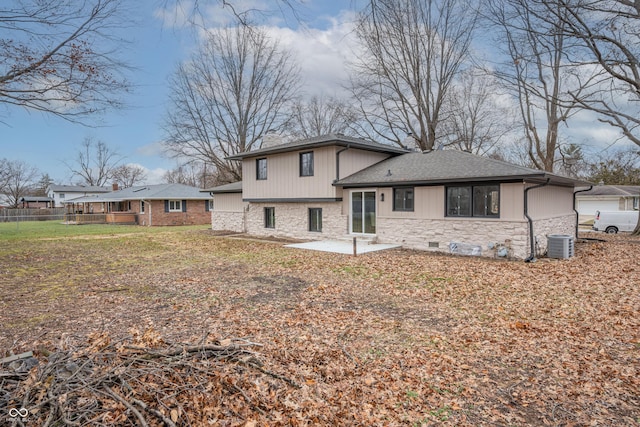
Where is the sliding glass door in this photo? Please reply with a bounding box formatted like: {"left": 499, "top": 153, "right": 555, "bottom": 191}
{"left": 351, "top": 191, "right": 376, "bottom": 234}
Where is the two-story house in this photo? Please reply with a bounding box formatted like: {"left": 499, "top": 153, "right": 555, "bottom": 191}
{"left": 204, "top": 134, "right": 591, "bottom": 260}
{"left": 47, "top": 185, "right": 111, "bottom": 208}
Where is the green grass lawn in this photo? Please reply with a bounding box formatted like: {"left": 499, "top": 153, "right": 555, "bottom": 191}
{"left": 0, "top": 220, "right": 210, "bottom": 242}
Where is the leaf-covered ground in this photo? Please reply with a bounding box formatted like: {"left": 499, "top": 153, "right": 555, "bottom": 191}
{"left": 1, "top": 229, "right": 638, "bottom": 426}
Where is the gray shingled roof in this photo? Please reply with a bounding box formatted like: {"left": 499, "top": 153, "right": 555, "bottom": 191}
{"left": 335, "top": 150, "right": 591, "bottom": 187}
{"left": 575, "top": 184, "right": 640, "bottom": 196}
{"left": 67, "top": 183, "right": 211, "bottom": 203}
{"left": 227, "top": 133, "right": 408, "bottom": 160}
{"left": 201, "top": 182, "right": 243, "bottom": 193}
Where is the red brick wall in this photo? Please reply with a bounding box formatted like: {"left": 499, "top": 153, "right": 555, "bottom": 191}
{"left": 136, "top": 199, "right": 211, "bottom": 226}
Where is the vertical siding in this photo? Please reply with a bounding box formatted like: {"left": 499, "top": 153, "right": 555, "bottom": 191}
{"left": 377, "top": 186, "right": 444, "bottom": 219}
{"left": 527, "top": 185, "right": 575, "bottom": 219}
{"left": 214, "top": 193, "right": 245, "bottom": 212}
{"left": 338, "top": 149, "right": 391, "bottom": 180}
{"left": 500, "top": 183, "right": 525, "bottom": 221}
{"left": 242, "top": 146, "right": 337, "bottom": 199}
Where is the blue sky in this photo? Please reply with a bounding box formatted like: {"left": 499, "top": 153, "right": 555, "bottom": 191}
{"left": 1, "top": 0, "right": 629, "bottom": 185}
{"left": 1, "top": 0, "right": 360, "bottom": 184}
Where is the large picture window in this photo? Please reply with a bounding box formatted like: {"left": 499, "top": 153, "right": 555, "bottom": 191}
{"left": 308, "top": 208, "right": 322, "bottom": 232}
{"left": 446, "top": 185, "right": 499, "bottom": 217}
{"left": 300, "top": 151, "right": 314, "bottom": 176}
{"left": 256, "top": 158, "right": 267, "bottom": 180}
{"left": 393, "top": 187, "right": 414, "bottom": 211}
{"left": 264, "top": 207, "right": 275, "bottom": 228}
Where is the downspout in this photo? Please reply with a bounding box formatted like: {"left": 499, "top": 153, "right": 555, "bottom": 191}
{"left": 573, "top": 185, "right": 593, "bottom": 238}
{"left": 209, "top": 192, "right": 215, "bottom": 231}
{"left": 335, "top": 145, "right": 351, "bottom": 182}
{"left": 149, "top": 200, "right": 152, "bottom": 227}
{"left": 524, "top": 178, "right": 550, "bottom": 263}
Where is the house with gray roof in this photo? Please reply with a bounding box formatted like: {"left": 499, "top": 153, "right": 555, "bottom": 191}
{"left": 203, "top": 134, "right": 590, "bottom": 260}
{"left": 574, "top": 184, "right": 639, "bottom": 222}
{"left": 47, "top": 184, "right": 111, "bottom": 208}
{"left": 68, "top": 183, "right": 212, "bottom": 226}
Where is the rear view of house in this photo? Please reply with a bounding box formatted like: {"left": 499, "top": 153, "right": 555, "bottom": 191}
{"left": 204, "top": 134, "right": 590, "bottom": 260}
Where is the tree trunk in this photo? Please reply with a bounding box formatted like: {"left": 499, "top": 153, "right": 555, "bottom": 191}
{"left": 633, "top": 214, "right": 640, "bottom": 236}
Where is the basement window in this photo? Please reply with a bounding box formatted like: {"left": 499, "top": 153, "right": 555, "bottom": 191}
{"left": 264, "top": 207, "right": 275, "bottom": 229}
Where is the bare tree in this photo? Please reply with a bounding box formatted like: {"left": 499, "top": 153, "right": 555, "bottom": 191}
{"left": 486, "top": 0, "right": 589, "bottom": 172}
{"left": 163, "top": 162, "right": 218, "bottom": 188}
{"left": 1, "top": 159, "right": 39, "bottom": 207}
{"left": 0, "top": 0, "right": 131, "bottom": 123}
{"left": 33, "top": 173, "right": 55, "bottom": 196}
{"left": 530, "top": 0, "right": 640, "bottom": 147}
{"left": 348, "top": 0, "right": 479, "bottom": 151}
{"left": 286, "top": 95, "right": 359, "bottom": 139}
{"left": 584, "top": 148, "right": 640, "bottom": 185}
{"left": 441, "top": 71, "right": 516, "bottom": 155}
{"left": 111, "top": 164, "right": 147, "bottom": 188}
{"left": 0, "top": 158, "right": 11, "bottom": 194}
{"left": 65, "top": 137, "right": 121, "bottom": 186}
{"left": 163, "top": 25, "right": 301, "bottom": 182}
{"left": 158, "top": 0, "right": 306, "bottom": 27}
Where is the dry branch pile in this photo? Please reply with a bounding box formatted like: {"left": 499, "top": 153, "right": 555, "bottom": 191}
{"left": 1, "top": 328, "right": 296, "bottom": 426}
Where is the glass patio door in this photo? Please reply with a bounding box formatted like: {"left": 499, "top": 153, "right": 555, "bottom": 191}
{"left": 351, "top": 191, "right": 376, "bottom": 234}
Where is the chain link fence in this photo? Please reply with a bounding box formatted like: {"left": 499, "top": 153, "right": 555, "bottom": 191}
{"left": 0, "top": 208, "right": 66, "bottom": 223}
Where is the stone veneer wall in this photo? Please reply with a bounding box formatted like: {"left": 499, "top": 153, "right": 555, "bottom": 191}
{"left": 376, "top": 217, "right": 528, "bottom": 259}
{"left": 530, "top": 213, "right": 577, "bottom": 257}
{"left": 376, "top": 213, "right": 577, "bottom": 260}
{"left": 245, "top": 202, "right": 346, "bottom": 240}
{"left": 212, "top": 210, "right": 246, "bottom": 233}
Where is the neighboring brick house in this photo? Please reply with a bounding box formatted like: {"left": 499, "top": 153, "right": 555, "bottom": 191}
{"left": 69, "top": 183, "right": 212, "bottom": 226}
{"left": 203, "top": 134, "right": 591, "bottom": 260}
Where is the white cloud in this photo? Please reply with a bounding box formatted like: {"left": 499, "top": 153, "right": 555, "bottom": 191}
{"left": 144, "top": 167, "right": 169, "bottom": 184}
{"left": 136, "top": 141, "right": 165, "bottom": 157}
{"left": 261, "top": 15, "right": 359, "bottom": 98}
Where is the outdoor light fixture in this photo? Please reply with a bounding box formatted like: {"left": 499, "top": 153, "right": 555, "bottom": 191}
{"left": 380, "top": 193, "right": 385, "bottom": 202}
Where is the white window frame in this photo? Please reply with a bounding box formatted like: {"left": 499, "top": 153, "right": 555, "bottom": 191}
{"left": 168, "top": 200, "right": 182, "bottom": 212}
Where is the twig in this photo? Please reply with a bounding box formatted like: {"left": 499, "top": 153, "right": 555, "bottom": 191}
{"left": 249, "top": 364, "right": 301, "bottom": 389}
{"left": 338, "top": 342, "right": 359, "bottom": 368}
{"left": 103, "top": 386, "right": 149, "bottom": 427}
{"left": 131, "top": 398, "right": 177, "bottom": 427}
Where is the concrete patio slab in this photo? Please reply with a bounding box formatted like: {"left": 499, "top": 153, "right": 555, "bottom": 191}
{"left": 284, "top": 240, "right": 401, "bottom": 255}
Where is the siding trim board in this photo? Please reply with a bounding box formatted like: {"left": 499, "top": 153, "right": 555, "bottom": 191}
{"left": 243, "top": 198, "right": 343, "bottom": 203}
{"left": 337, "top": 177, "right": 532, "bottom": 189}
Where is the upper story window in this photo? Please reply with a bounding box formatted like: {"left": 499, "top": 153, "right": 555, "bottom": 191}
{"left": 256, "top": 158, "right": 267, "bottom": 180}
{"left": 393, "top": 187, "right": 414, "bottom": 211}
{"left": 168, "top": 200, "right": 182, "bottom": 212}
{"left": 60, "top": 193, "right": 65, "bottom": 199}
{"left": 446, "top": 184, "right": 499, "bottom": 218}
{"left": 300, "top": 151, "right": 314, "bottom": 177}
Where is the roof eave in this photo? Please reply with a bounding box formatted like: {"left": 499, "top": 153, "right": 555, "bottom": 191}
{"left": 335, "top": 174, "right": 591, "bottom": 188}
{"left": 227, "top": 140, "right": 407, "bottom": 161}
